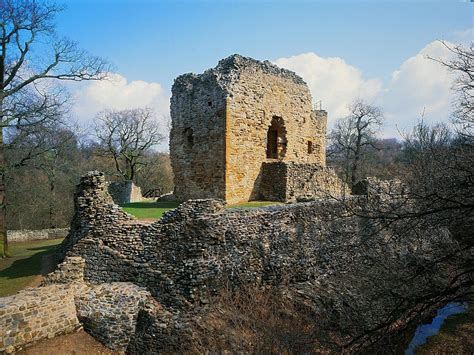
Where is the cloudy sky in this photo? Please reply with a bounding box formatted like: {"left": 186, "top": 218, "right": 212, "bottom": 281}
{"left": 57, "top": 0, "right": 472, "bottom": 148}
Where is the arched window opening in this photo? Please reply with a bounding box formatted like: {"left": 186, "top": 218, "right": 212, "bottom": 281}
{"left": 307, "top": 141, "right": 313, "bottom": 154}
{"left": 266, "top": 116, "right": 287, "bottom": 159}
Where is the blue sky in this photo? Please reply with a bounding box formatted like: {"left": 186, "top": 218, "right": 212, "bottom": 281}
{"left": 57, "top": 0, "right": 473, "bottom": 143}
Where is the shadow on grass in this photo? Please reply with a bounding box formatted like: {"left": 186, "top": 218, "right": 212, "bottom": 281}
{"left": 121, "top": 201, "right": 180, "bottom": 209}
{"left": 0, "top": 244, "right": 58, "bottom": 280}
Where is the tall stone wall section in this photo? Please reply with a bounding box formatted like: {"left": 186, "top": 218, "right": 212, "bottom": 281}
{"left": 225, "top": 57, "right": 327, "bottom": 203}
{"left": 3, "top": 172, "right": 461, "bottom": 353}
{"left": 170, "top": 54, "right": 330, "bottom": 204}
{"left": 108, "top": 180, "right": 149, "bottom": 206}
{"left": 170, "top": 71, "right": 228, "bottom": 201}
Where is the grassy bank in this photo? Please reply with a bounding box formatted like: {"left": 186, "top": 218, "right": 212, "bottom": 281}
{"left": 122, "top": 200, "right": 281, "bottom": 220}
{"left": 122, "top": 201, "right": 180, "bottom": 219}
{"left": 0, "top": 238, "right": 63, "bottom": 297}
{"left": 228, "top": 201, "right": 282, "bottom": 208}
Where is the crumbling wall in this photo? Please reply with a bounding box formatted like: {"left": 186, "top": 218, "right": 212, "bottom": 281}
{"left": 61, "top": 172, "right": 460, "bottom": 328}
{"left": 224, "top": 56, "right": 327, "bottom": 203}
{"left": 75, "top": 283, "right": 151, "bottom": 351}
{"left": 3, "top": 171, "right": 459, "bottom": 353}
{"left": 170, "top": 71, "right": 227, "bottom": 201}
{"left": 0, "top": 255, "right": 160, "bottom": 353}
{"left": 108, "top": 180, "right": 147, "bottom": 205}
{"left": 170, "top": 55, "right": 330, "bottom": 204}
{"left": 258, "top": 162, "right": 348, "bottom": 202}
{"left": 0, "top": 285, "right": 80, "bottom": 353}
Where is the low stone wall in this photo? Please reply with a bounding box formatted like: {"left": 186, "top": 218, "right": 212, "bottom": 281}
{"left": 0, "top": 255, "right": 158, "bottom": 353}
{"left": 258, "top": 161, "right": 348, "bottom": 202}
{"left": 76, "top": 283, "right": 151, "bottom": 351}
{"left": 0, "top": 285, "right": 80, "bottom": 353}
{"left": 7, "top": 228, "right": 69, "bottom": 242}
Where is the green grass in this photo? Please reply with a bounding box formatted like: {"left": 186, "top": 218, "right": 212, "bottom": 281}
{"left": 228, "top": 201, "right": 282, "bottom": 208}
{"left": 122, "top": 201, "right": 180, "bottom": 219}
{"left": 0, "top": 238, "right": 63, "bottom": 297}
{"left": 122, "top": 200, "right": 282, "bottom": 220}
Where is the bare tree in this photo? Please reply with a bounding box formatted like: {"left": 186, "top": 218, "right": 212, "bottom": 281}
{"left": 0, "top": 0, "right": 108, "bottom": 257}
{"left": 95, "top": 108, "right": 165, "bottom": 182}
{"left": 7, "top": 123, "right": 79, "bottom": 228}
{"left": 428, "top": 41, "right": 473, "bottom": 137}
{"left": 328, "top": 100, "right": 384, "bottom": 187}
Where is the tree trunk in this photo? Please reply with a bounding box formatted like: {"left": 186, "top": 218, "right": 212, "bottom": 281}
{"left": 0, "top": 128, "right": 8, "bottom": 257}
{"left": 351, "top": 141, "right": 362, "bottom": 187}
{"left": 49, "top": 179, "right": 54, "bottom": 229}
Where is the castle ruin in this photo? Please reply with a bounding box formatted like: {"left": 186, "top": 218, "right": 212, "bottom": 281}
{"left": 170, "top": 54, "right": 344, "bottom": 204}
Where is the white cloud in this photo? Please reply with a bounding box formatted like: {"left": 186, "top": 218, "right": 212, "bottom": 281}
{"left": 380, "top": 41, "right": 455, "bottom": 137}
{"left": 274, "top": 53, "right": 382, "bottom": 123}
{"left": 452, "top": 28, "right": 473, "bottom": 45}
{"left": 70, "top": 41, "right": 457, "bottom": 146}
{"left": 274, "top": 41, "right": 457, "bottom": 138}
{"left": 70, "top": 73, "right": 170, "bottom": 149}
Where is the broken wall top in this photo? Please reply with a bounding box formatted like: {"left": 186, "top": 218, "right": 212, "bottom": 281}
{"left": 172, "top": 54, "right": 308, "bottom": 95}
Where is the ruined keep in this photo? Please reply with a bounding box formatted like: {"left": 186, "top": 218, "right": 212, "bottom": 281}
{"left": 170, "top": 54, "right": 344, "bottom": 204}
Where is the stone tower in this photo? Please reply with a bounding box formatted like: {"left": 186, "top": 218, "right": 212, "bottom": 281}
{"left": 170, "top": 54, "right": 343, "bottom": 204}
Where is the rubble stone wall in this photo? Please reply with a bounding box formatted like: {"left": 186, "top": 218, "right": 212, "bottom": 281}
{"left": 170, "top": 71, "right": 227, "bottom": 201}
{"left": 0, "top": 285, "right": 80, "bottom": 353}
{"left": 7, "top": 228, "right": 69, "bottom": 242}
{"left": 258, "top": 162, "right": 348, "bottom": 202}
{"left": 0, "top": 255, "right": 157, "bottom": 353}
{"left": 75, "top": 282, "right": 151, "bottom": 351}
{"left": 108, "top": 180, "right": 150, "bottom": 206}
{"left": 60, "top": 171, "right": 459, "bottom": 327}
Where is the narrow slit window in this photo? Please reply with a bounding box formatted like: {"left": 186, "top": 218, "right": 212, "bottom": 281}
{"left": 184, "top": 128, "right": 194, "bottom": 149}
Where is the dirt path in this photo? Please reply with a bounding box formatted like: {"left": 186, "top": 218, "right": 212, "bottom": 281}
{"left": 17, "top": 330, "right": 117, "bottom": 355}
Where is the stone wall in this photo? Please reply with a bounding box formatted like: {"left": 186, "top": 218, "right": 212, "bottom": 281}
{"left": 170, "top": 69, "right": 227, "bottom": 201}
{"left": 3, "top": 172, "right": 463, "bottom": 353}
{"left": 7, "top": 228, "right": 69, "bottom": 242}
{"left": 75, "top": 282, "right": 151, "bottom": 351}
{"left": 0, "top": 285, "right": 80, "bottom": 353}
{"left": 60, "top": 172, "right": 461, "bottom": 336}
{"left": 224, "top": 56, "right": 327, "bottom": 203}
{"left": 108, "top": 180, "right": 151, "bottom": 205}
{"left": 170, "top": 54, "right": 330, "bottom": 204}
{"left": 0, "top": 255, "right": 158, "bottom": 353}
{"left": 258, "top": 162, "right": 348, "bottom": 202}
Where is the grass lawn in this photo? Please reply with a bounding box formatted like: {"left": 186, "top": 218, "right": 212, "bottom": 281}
{"left": 228, "top": 201, "right": 282, "bottom": 208}
{"left": 0, "top": 238, "right": 63, "bottom": 297}
{"left": 122, "top": 200, "right": 281, "bottom": 220}
{"left": 122, "top": 201, "right": 180, "bottom": 219}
